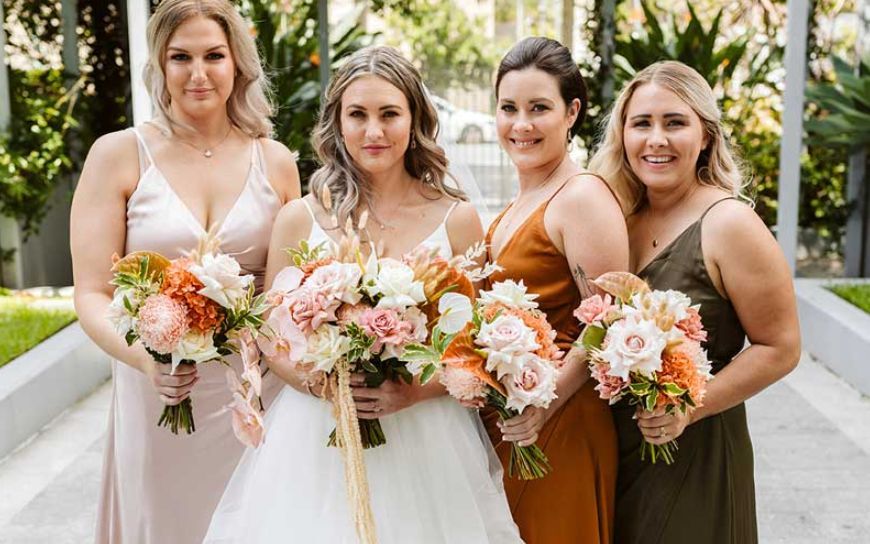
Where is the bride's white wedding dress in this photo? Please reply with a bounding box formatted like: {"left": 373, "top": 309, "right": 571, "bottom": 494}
{"left": 204, "top": 201, "right": 522, "bottom": 543}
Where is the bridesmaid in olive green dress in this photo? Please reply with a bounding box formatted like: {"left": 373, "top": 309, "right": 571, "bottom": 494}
{"left": 588, "top": 61, "right": 801, "bottom": 544}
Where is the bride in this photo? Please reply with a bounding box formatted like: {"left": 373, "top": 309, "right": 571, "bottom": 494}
{"left": 204, "top": 45, "right": 521, "bottom": 543}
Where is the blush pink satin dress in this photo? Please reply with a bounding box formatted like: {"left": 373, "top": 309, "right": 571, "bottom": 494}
{"left": 94, "top": 127, "right": 283, "bottom": 544}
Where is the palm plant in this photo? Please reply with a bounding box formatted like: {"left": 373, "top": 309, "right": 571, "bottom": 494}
{"left": 805, "top": 54, "right": 870, "bottom": 151}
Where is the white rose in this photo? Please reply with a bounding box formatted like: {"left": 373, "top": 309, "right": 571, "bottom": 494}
{"left": 301, "top": 324, "right": 350, "bottom": 373}
{"left": 503, "top": 356, "right": 558, "bottom": 412}
{"left": 106, "top": 288, "right": 137, "bottom": 337}
{"left": 478, "top": 279, "right": 539, "bottom": 310}
{"left": 369, "top": 258, "right": 426, "bottom": 310}
{"left": 476, "top": 314, "right": 540, "bottom": 379}
{"left": 306, "top": 262, "right": 363, "bottom": 305}
{"left": 189, "top": 253, "right": 254, "bottom": 308}
{"left": 599, "top": 315, "right": 666, "bottom": 380}
{"left": 171, "top": 330, "right": 221, "bottom": 373}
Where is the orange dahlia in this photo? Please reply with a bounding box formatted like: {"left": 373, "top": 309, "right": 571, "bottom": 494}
{"left": 657, "top": 347, "right": 707, "bottom": 406}
{"left": 160, "top": 258, "right": 224, "bottom": 332}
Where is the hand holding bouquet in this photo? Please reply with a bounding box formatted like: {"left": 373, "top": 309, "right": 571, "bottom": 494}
{"left": 404, "top": 279, "right": 563, "bottom": 480}
{"left": 107, "top": 233, "right": 270, "bottom": 440}
{"left": 576, "top": 272, "right": 713, "bottom": 464}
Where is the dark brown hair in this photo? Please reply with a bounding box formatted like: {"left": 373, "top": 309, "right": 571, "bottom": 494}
{"left": 495, "top": 37, "right": 588, "bottom": 136}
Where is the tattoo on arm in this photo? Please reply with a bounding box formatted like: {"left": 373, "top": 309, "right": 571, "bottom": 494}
{"left": 573, "top": 265, "right": 595, "bottom": 300}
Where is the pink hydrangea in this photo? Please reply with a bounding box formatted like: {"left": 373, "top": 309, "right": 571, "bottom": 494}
{"left": 675, "top": 307, "right": 707, "bottom": 342}
{"left": 441, "top": 366, "right": 487, "bottom": 401}
{"left": 137, "top": 294, "right": 189, "bottom": 354}
{"left": 574, "top": 294, "right": 617, "bottom": 326}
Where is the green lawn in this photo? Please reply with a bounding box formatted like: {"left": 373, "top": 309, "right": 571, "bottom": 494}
{"left": 0, "top": 297, "right": 78, "bottom": 368}
{"left": 828, "top": 283, "right": 870, "bottom": 314}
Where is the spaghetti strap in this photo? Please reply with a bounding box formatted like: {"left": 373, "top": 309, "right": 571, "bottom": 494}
{"left": 130, "top": 127, "right": 155, "bottom": 175}
{"left": 252, "top": 139, "right": 268, "bottom": 176}
{"left": 300, "top": 199, "right": 318, "bottom": 222}
{"left": 442, "top": 200, "right": 460, "bottom": 224}
{"left": 700, "top": 197, "right": 738, "bottom": 221}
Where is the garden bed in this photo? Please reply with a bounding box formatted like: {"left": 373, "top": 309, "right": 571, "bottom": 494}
{"left": 828, "top": 283, "right": 870, "bottom": 313}
{"left": 0, "top": 294, "right": 77, "bottom": 368}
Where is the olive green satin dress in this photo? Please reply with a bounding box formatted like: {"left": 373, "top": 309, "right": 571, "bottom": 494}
{"left": 612, "top": 198, "right": 758, "bottom": 544}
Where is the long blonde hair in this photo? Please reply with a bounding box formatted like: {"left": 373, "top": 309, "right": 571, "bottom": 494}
{"left": 588, "top": 61, "right": 745, "bottom": 215}
{"left": 143, "top": 0, "right": 273, "bottom": 138}
{"left": 309, "top": 46, "right": 465, "bottom": 226}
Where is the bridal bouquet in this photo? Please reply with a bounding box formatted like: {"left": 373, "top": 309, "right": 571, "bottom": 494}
{"left": 575, "top": 272, "right": 713, "bottom": 464}
{"left": 258, "top": 232, "right": 494, "bottom": 449}
{"left": 404, "top": 279, "right": 563, "bottom": 480}
{"left": 107, "top": 234, "right": 270, "bottom": 440}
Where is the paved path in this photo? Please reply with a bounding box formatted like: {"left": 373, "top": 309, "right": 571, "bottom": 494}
{"left": 2, "top": 353, "right": 869, "bottom": 543}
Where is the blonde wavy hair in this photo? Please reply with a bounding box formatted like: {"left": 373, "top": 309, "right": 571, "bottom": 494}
{"left": 143, "top": 0, "right": 273, "bottom": 138}
{"left": 588, "top": 61, "right": 746, "bottom": 215}
{"left": 309, "top": 46, "right": 465, "bottom": 227}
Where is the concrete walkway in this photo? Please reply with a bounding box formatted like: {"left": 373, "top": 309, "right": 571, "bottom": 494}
{"left": 1, "top": 353, "right": 870, "bottom": 543}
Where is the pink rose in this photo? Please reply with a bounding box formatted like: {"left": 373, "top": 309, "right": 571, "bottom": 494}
{"left": 360, "top": 308, "right": 414, "bottom": 354}
{"left": 675, "top": 307, "right": 707, "bottom": 342}
{"left": 441, "top": 366, "right": 487, "bottom": 401}
{"left": 574, "top": 294, "right": 617, "bottom": 326}
{"left": 286, "top": 287, "right": 338, "bottom": 334}
{"left": 503, "top": 356, "right": 558, "bottom": 412}
{"left": 137, "top": 294, "right": 189, "bottom": 354}
{"left": 590, "top": 362, "right": 627, "bottom": 403}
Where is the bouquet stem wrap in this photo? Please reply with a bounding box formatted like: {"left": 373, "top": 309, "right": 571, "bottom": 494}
{"left": 332, "top": 358, "right": 378, "bottom": 544}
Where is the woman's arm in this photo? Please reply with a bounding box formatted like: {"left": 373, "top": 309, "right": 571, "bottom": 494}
{"left": 500, "top": 174, "right": 629, "bottom": 446}
{"left": 70, "top": 131, "right": 198, "bottom": 405}
{"left": 638, "top": 201, "right": 801, "bottom": 444}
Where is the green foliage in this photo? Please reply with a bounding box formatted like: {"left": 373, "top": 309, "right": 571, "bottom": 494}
{"left": 805, "top": 54, "right": 870, "bottom": 151}
{"left": 828, "top": 283, "right": 870, "bottom": 313}
{"left": 374, "top": 0, "right": 497, "bottom": 94}
{"left": 0, "top": 297, "right": 77, "bottom": 368}
{"left": 238, "top": 0, "right": 373, "bottom": 180}
{"left": 612, "top": 1, "right": 777, "bottom": 93}
{"left": 0, "top": 69, "right": 82, "bottom": 238}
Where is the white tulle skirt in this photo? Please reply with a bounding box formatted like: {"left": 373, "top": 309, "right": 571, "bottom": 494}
{"left": 204, "top": 385, "right": 522, "bottom": 543}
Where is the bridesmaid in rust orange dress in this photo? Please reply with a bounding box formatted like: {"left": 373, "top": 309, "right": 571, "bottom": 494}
{"left": 483, "top": 37, "right": 628, "bottom": 543}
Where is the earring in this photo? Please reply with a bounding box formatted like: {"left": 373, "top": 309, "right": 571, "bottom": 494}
{"left": 410, "top": 136, "right": 417, "bottom": 149}
{"left": 566, "top": 129, "right": 575, "bottom": 152}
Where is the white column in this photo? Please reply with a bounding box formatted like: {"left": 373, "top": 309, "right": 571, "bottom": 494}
{"left": 0, "top": 2, "right": 23, "bottom": 288}
{"left": 62, "top": 0, "right": 79, "bottom": 75}
{"left": 776, "top": 0, "right": 810, "bottom": 274}
{"left": 127, "top": 0, "right": 152, "bottom": 125}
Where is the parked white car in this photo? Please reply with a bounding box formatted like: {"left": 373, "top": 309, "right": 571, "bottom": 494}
{"left": 431, "top": 95, "right": 497, "bottom": 144}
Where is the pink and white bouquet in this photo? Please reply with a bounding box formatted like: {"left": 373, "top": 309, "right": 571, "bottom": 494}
{"left": 404, "top": 279, "right": 563, "bottom": 480}
{"left": 258, "top": 232, "right": 492, "bottom": 449}
{"left": 576, "top": 272, "right": 713, "bottom": 464}
{"left": 107, "top": 234, "right": 269, "bottom": 442}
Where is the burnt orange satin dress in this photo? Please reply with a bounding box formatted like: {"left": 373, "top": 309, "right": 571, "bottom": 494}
{"left": 484, "top": 180, "right": 617, "bottom": 543}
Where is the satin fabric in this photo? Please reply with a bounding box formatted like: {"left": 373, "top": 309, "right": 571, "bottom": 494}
{"left": 95, "top": 127, "right": 283, "bottom": 544}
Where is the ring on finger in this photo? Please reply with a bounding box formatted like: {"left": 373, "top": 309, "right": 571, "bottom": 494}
{"left": 658, "top": 426, "right": 667, "bottom": 438}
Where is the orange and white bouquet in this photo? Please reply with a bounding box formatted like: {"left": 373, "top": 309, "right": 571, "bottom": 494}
{"left": 404, "top": 279, "right": 563, "bottom": 480}
{"left": 107, "top": 234, "right": 269, "bottom": 443}
{"left": 576, "top": 272, "right": 713, "bottom": 464}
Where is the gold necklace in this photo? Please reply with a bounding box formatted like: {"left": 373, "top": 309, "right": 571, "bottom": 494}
{"left": 645, "top": 185, "right": 700, "bottom": 248}
{"left": 174, "top": 125, "right": 234, "bottom": 159}
{"left": 368, "top": 182, "right": 416, "bottom": 231}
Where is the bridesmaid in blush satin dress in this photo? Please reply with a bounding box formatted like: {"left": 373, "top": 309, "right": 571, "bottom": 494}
{"left": 70, "top": 2, "right": 300, "bottom": 542}
{"left": 482, "top": 37, "right": 629, "bottom": 543}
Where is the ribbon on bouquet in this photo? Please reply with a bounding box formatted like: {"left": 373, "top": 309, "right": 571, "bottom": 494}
{"left": 332, "top": 358, "right": 378, "bottom": 544}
